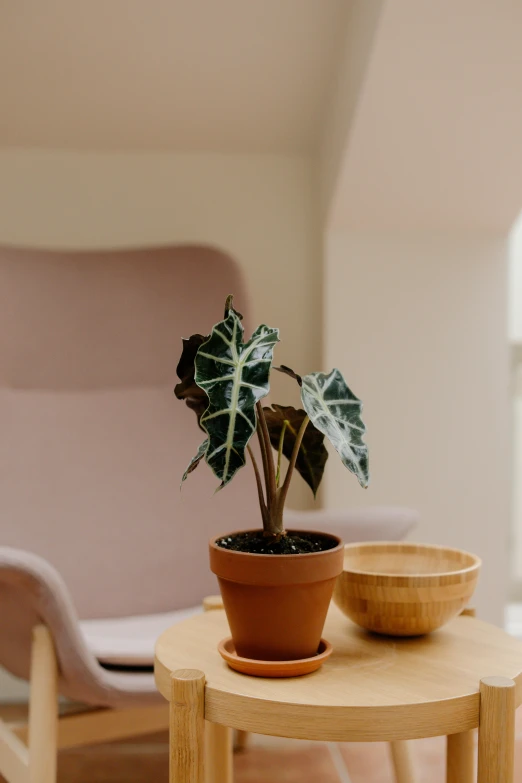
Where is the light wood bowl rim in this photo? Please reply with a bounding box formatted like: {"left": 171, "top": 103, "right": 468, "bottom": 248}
{"left": 341, "top": 541, "right": 482, "bottom": 580}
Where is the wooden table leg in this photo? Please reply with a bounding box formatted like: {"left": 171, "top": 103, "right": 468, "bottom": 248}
{"left": 170, "top": 669, "right": 205, "bottom": 783}
{"left": 478, "top": 676, "right": 516, "bottom": 783}
{"left": 234, "top": 730, "right": 249, "bottom": 752}
{"left": 205, "top": 722, "right": 233, "bottom": 783}
{"left": 446, "top": 730, "right": 474, "bottom": 783}
{"left": 202, "top": 596, "right": 249, "bottom": 758}
{"left": 389, "top": 740, "right": 415, "bottom": 783}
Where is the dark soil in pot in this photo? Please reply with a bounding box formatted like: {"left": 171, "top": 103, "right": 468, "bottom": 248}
{"left": 215, "top": 530, "right": 338, "bottom": 555}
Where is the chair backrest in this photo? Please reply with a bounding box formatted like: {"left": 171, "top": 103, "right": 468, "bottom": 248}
{"left": 0, "top": 245, "right": 257, "bottom": 619}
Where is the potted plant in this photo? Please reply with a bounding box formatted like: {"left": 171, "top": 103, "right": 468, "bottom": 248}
{"left": 175, "top": 296, "right": 369, "bottom": 665}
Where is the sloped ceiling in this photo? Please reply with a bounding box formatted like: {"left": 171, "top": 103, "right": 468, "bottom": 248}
{"left": 328, "top": 0, "right": 522, "bottom": 232}
{"left": 0, "top": 0, "right": 348, "bottom": 153}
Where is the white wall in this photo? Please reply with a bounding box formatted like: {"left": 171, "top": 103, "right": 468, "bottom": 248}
{"left": 326, "top": 0, "right": 522, "bottom": 234}
{"left": 324, "top": 231, "right": 511, "bottom": 624}
{"left": 509, "top": 216, "right": 522, "bottom": 586}
{"left": 509, "top": 214, "right": 522, "bottom": 343}
{"left": 318, "top": 0, "right": 383, "bottom": 219}
{"left": 512, "top": 361, "right": 522, "bottom": 585}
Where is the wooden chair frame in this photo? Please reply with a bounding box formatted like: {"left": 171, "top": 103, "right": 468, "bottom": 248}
{"left": 0, "top": 626, "right": 170, "bottom": 783}
{"left": 0, "top": 598, "right": 247, "bottom": 783}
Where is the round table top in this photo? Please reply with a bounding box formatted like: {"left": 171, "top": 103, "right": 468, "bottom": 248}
{"left": 154, "top": 602, "right": 522, "bottom": 742}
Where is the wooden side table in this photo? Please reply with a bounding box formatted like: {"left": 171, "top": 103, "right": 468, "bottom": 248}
{"left": 155, "top": 600, "right": 522, "bottom": 783}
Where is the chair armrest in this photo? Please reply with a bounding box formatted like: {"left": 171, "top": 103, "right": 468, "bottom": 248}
{"left": 0, "top": 547, "right": 96, "bottom": 679}
{"left": 0, "top": 547, "right": 168, "bottom": 708}
{"left": 283, "top": 506, "right": 418, "bottom": 543}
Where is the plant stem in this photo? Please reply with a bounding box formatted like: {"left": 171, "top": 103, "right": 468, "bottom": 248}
{"left": 276, "top": 420, "right": 288, "bottom": 488}
{"left": 256, "top": 411, "right": 272, "bottom": 507}
{"left": 275, "top": 414, "right": 310, "bottom": 519}
{"left": 256, "top": 402, "right": 277, "bottom": 508}
{"left": 247, "top": 445, "right": 268, "bottom": 528}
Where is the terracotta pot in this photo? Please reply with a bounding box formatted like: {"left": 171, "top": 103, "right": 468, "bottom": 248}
{"left": 209, "top": 530, "right": 344, "bottom": 661}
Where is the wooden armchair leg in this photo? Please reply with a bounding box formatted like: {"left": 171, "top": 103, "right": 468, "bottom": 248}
{"left": 389, "top": 740, "right": 415, "bottom": 783}
{"left": 28, "top": 626, "right": 58, "bottom": 783}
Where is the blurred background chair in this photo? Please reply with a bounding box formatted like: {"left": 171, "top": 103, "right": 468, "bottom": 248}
{"left": 0, "top": 245, "right": 418, "bottom": 783}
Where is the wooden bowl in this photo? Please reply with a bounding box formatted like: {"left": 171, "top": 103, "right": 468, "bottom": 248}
{"left": 333, "top": 542, "right": 481, "bottom": 636}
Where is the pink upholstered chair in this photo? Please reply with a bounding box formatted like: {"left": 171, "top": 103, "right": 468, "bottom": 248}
{"left": 0, "top": 246, "right": 418, "bottom": 783}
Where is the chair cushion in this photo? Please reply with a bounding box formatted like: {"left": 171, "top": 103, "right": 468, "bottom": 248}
{"left": 79, "top": 606, "right": 202, "bottom": 666}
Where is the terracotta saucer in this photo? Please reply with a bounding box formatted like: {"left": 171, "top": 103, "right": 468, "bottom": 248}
{"left": 217, "top": 637, "right": 332, "bottom": 677}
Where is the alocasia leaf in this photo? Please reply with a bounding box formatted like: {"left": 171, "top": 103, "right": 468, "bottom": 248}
{"left": 263, "top": 404, "right": 328, "bottom": 496}
{"left": 181, "top": 439, "right": 208, "bottom": 486}
{"left": 175, "top": 297, "right": 244, "bottom": 421}
{"left": 224, "top": 294, "right": 243, "bottom": 321}
{"left": 174, "top": 334, "right": 209, "bottom": 421}
{"left": 300, "top": 369, "right": 369, "bottom": 488}
{"left": 194, "top": 307, "right": 279, "bottom": 487}
{"left": 274, "top": 365, "right": 302, "bottom": 386}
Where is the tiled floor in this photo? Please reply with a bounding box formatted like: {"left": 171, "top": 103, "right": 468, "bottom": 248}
{"left": 2, "top": 710, "right": 522, "bottom": 781}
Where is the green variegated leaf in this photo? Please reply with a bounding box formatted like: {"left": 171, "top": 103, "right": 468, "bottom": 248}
{"left": 195, "top": 309, "right": 279, "bottom": 487}
{"left": 263, "top": 404, "right": 328, "bottom": 496}
{"left": 181, "top": 439, "right": 208, "bottom": 486}
{"left": 300, "top": 369, "right": 369, "bottom": 488}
